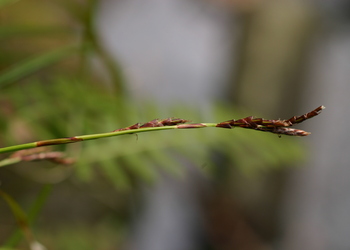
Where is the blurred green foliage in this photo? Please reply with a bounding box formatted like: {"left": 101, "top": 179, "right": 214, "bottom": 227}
{"left": 0, "top": 77, "right": 305, "bottom": 187}
{"left": 0, "top": 0, "right": 304, "bottom": 187}
{"left": 0, "top": 0, "right": 306, "bottom": 248}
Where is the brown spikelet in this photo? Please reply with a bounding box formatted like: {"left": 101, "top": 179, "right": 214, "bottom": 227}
{"left": 9, "top": 148, "right": 47, "bottom": 158}
{"left": 217, "top": 117, "right": 291, "bottom": 128}
{"left": 255, "top": 127, "right": 311, "bottom": 136}
{"left": 9, "top": 149, "right": 75, "bottom": 165}
{"left": 159, "top": 118, "right": 190, "bottom": 126}
{"left": 113, "top": 118, "right": 190, "bottom": 132}
{"left": 140, "top": 119, "right": 163, "bottom": 128}
{"left": 286, "top": 105, "right": 325, "bottom": 124}
{"left": 216, "top": 106, "right": 324, "bottom": 136}
{"left": 113, "top": 123, "right": 140, "bottom": 132}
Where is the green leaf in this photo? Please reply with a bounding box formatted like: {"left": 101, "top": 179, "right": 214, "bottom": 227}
{"left": 4, "top": 185, "right": 52, "bottom": 247}
{"left": 0, "top": 189, "right": 28, "bottom": 225}
{"left": 0, "top": 189, "right": 33, "bottom": 247}
{"left": 0, "top": 44, "right": 79, "bottom": 88}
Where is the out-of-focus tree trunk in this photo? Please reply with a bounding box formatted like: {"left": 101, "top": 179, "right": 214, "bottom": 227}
{"left": 96, "top": 0, "right": 321, "bottom": 249}
{"left": 281, "top": 10, "right": 350, "bottom": 250}
{"left": 220, "top": 0, "right": 319, "bottom": 247}
{"left": 230, "top": 0, "right": 318, "bottom": 116}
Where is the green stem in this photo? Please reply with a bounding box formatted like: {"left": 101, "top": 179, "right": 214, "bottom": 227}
{"left": 0, "top": 123, "right": 217, "bottom": 154}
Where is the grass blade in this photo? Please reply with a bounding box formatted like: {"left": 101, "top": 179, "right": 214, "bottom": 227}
{"left": 0, "top": 44, "right": 79, "bottom": 88}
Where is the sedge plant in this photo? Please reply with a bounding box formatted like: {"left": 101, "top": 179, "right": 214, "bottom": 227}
{"left": 0, "top": 105, "right": 324, "bottom": 167}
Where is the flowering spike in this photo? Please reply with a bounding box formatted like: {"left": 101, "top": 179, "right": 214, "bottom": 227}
{"left": 286, "top": 105, "right": 325, "bottom": 124}
{"left": 216, "top": 105, "right": 324, "bottom": 136}
{"left": 0, "top": 105, "right": 324, "bottom": 155}
{"left": 113, "top": 118, "right": 190, "bottom": 132}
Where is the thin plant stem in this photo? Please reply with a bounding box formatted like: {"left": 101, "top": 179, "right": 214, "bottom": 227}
{"left": 0, "top": 125, "right": 212, "bottom": 154}
{"left": 0, "top": 106, "right": 325, "bottom": 155}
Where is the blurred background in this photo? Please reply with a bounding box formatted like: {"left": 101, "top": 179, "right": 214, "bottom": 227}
{"left": 0, "top": 0, "right": 349, "bottom": 249}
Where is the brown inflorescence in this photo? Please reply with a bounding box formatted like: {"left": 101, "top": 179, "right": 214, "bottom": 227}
{"left": 159, "top": 118, "right": 190, "bottom": 126}
{"left": 286, "top": 105, "right": 324, "bottom": 124}
{"left": 255, "top": 127, "right": 311, "bottom": 136}
{"left": 111, "top": 106, "right": 324, "bottom": 137}
{"left": 216, "top": 105, "right": 324, "bottom": 136}
{"left": 113, "top": 118, "right": 190, "bottom": 132}
{"left": 9, "top": 148, "right": 75, "bottom": 165}
{"left": 9, "top": 148, "right": 47, "bottom": 158}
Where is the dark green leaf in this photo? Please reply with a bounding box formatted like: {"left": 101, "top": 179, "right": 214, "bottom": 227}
{"left": 0, "top": 44, "right": 79, "bottom": 88}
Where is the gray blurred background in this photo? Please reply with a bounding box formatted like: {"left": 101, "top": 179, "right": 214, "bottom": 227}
{"left": 96, "top": 0, "right": 350, "bottom": 249}
{"left": 1, "top": 0, "right": 350, "bottom": 249}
